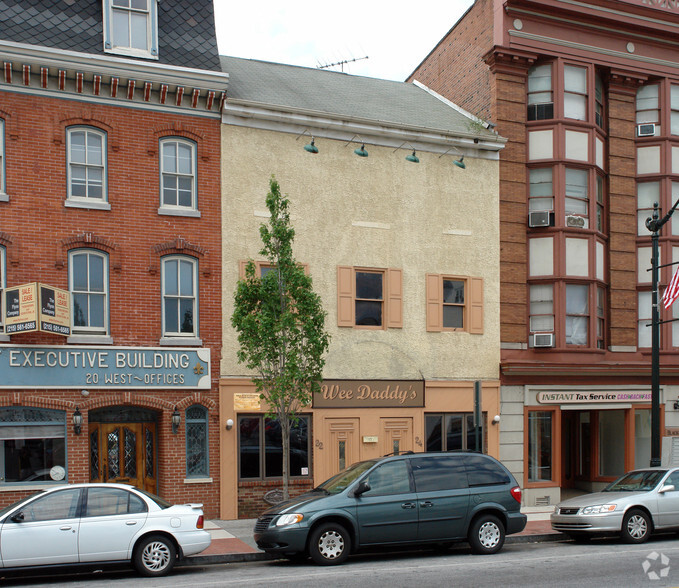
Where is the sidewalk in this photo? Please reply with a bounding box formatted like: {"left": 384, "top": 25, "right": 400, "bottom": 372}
{"left": 185, "top": 506, "right": 563, "bottom": 566}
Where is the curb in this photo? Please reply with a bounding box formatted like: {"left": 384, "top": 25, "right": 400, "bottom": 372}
{"left": 183, "top": 532, "right": 567, "bottom": 566}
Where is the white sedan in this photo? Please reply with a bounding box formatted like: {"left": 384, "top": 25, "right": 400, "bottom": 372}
{"left": 0, "top": 483, "right": 211, "bottom": 577}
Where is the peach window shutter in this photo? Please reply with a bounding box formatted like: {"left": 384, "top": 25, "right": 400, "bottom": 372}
{"left": 469, "top": 276, "right": 484, "bottom": 334}
{"left": 387, "top": 268, "right": 403, "bottom": 328}
{"left": 337, "top": 266, "right": 355, "bottom": 327}
{"left": 425, "top": 273, "right": 442, "bottom": 332}
{"left": 238, "top": 260, "right": 249, "bottom": 279}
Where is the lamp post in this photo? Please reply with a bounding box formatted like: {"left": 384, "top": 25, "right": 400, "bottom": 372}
{"left": 646, "top": 199, "right": 679, "bottom": 467}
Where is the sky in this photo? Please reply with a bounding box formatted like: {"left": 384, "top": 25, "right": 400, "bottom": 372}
{"left": 213, "top": 1, "right": 475, "bottom": 82}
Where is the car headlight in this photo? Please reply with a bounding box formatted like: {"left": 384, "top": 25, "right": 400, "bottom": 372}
{"left": 276, "top": 513, "right": 304, "bottom": 527}
{"left": 581, "top": 504, "right": 617, "bottom": 515}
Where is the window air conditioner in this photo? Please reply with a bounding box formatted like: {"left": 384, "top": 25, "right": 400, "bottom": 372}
{"left": 528, "top": 211, "right": 552, "bottom": 228}
{"left": 637, "top": 123, "right": 656, "bottom": 137}
{"left": 531, "top": 332, "right": 554, "bottom": 348}
{"left": 566, "top": 215, "right": 586, "bottom": 228}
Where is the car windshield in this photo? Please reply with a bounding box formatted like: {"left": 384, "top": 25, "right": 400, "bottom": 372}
{"left": 0, "top": 490, "right": 45, "bottom": 519}
{"left": 603, "top": 470, "right": 667, "bottom": 492}
{"left": 317, "top": 460, "right": 379, "bottom": 495}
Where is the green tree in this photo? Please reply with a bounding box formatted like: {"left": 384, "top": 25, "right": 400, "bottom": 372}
{"left": 231, "top": 176, "right": 330, "bottom": 500}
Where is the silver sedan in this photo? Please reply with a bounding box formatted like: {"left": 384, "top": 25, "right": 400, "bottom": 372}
{"left": 0, "top": 483, "right": 211, "bottom": 576}
{"left": 551, "top": 467, "right": 679, "bottom": 543}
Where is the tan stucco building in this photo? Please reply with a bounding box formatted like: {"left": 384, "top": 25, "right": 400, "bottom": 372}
{"left": 218, "top": 56, "right": 506, "bottom": 518}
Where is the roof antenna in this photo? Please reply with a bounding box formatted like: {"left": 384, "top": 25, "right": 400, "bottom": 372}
{"left": 318, "top": 55, "right": 369, "bottom": 72}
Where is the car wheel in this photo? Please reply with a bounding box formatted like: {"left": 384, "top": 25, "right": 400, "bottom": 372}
{"left": 133, "top": 534, "right": 177, "bottom": 577}
{"left": 308, "top": 522, "right": 351, "bottom": 565}
{"left": 621, "top": 509, "right": 651, "bottom": 544}
{"left": 468, "top": 514, "right": 505, "bottom": 555}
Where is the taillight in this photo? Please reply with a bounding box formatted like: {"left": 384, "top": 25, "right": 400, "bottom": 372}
{"left": 510, "top": 486, "right": 522, "bottom": 504}
{"left": 196, "top": 515, "right": 204, "bottom": 529}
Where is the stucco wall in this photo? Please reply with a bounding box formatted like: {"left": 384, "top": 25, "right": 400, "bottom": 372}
{"left": 220, "top": 125, "right": 500, "bottom": 382}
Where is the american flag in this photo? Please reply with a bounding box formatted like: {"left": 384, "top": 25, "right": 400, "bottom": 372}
{"left": 663, "top": 266, "right": 679, "bottom": 309}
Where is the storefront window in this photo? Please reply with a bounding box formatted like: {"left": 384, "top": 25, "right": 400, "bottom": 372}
{"left": 0, "top": 407, "right": 67, "bottom": 483}
{"left": 528, "top": 410, "right": 553, "bottom": 482}
{"left": 599, "top": 410, "right": 625, "bottom": 477}
{"left": 238, "top": 415, "right": 310, "bottom": 480}
{"left": 425, "top": 413, "right": 485, "bottom": 452}
{"left": 635, "top": 409, "right": 651, "bottom": 469}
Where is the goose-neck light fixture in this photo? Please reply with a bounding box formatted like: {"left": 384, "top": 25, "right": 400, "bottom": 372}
{"left": 439, "top": 146, "right": 467, "bottom": 170}
{"left": 344, "top": 134, "right": 369, "bottom": 158}
{"left": 393, "top": 141, "right": 420, "bottom": 163}
{"left": 296, "top": 129, "right": 319, "bottom": 154}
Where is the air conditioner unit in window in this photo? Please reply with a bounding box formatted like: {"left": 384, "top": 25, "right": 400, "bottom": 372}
{"left": 566, "top": 215, "right": 586, "bottom": 228}
{"left": 528, "top": 211, "right": 552, "bottom": 228}
{"left": 637, "top": 123, "right": 656, "bottom": 137}
{"left": 531, "top": 332, "right": 554, "bottom": 348}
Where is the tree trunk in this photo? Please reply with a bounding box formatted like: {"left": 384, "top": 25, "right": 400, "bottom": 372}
{"left": 280, "top": 409, "right": 291, "bottom": 501}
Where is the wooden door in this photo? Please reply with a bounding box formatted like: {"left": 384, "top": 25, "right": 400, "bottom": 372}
{"left": 89, "top": 423, "right": 157, "bottom": 494}
{"left": 321, "top": 418, "right": 360, "bottom": 482}
{"left": 380, "top": 418, "right": 413, "bottom": 456}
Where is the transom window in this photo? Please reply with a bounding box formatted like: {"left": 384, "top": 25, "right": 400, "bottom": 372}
{"left": 104, "top": 0, "right": 158, "bottom": 58}
{"left": 238, "top": 415, "right": 311, "bottom": 480}
{"left": 69, "top": 249, "right": 108, "bottom": 335}
{"left": 67, "top": 127, "right": 107, "bottom": 204}
{"left": 162, "top": 256, "right": 198, "bottom": 338}
{"left": 160, "top": 139, "right": 196, "bottom": 212}
{"left": 186, "top": 405, "right": 209, "bottom": 478}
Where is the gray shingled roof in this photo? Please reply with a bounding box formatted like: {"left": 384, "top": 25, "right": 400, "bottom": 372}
{"left": 220, "top": 55, "right": 497, "bottom": 139}
{"left": 0, "top": 0, "right": 221, "bottom": 71}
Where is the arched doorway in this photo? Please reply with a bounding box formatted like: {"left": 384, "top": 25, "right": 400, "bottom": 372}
{"left": 89, "top": 406, "right": 158, "bottom": 494}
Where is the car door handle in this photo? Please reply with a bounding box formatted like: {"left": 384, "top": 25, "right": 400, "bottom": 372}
{"left": 60, "top": 526, "right": 72, "bottom": 531}
{"left": 401, "top": 502, "right": 416, "bottom": 509}
{"left": 126, "top": 521, "right": 137, "bottom": 526}
{"left": 420, "top": 501, "right": 434, "bottom": 508}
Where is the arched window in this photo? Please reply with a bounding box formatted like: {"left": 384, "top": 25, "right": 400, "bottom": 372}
{"left": 66, "top": 127, "right": 108, "bottom": 207}
{"left": 185, "top": 405, "right": 208, "bottom": 478}
{"left": 159, "top": 138, "right": 197, "bottom": 213}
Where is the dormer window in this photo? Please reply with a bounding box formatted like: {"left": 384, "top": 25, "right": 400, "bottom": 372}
{"left": 103, "top": 0, "right": 158, "bottom": 59}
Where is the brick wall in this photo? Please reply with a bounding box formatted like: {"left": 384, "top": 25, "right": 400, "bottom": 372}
{"left": 238, "top": 479, "right": 314, "bottom": 519}
{"left": 0, "top": 90, "right": 222, "bottom": 518}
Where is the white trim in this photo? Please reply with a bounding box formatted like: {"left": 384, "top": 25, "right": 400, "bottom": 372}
{"left": 161, "top": 256, "right": 198, "bottom": 339}
{"left": 67, "top": 335, "right": 114, "bottom": 345}
{"left": 65, "top": 200, "right": 112, "bottom": 211}
{"left": 183, "top": 477, "right": 213, "bottom": 484}
{"left": 158, "top": 207, "right": 201, "bottom": 218}
{"left": 68, "top": 249, "right": 110, "bottom": 337}
{"left": 413, "top": 80, "right": 492, "bottom": 129}
{"left": 66, "top": 126, "right": 108, "bottom": 205}
{"left": 159, "top": 336, "right": 203, "bottom": 346}
{"left": 160, "top": 137, "right": 197, "bottom": 212}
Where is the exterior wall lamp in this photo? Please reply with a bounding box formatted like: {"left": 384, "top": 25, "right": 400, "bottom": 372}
{"left": 171, "top": 406, "right": 181, "bottom": 434}
{"left": 73, "top": 406, "right": 83, "bottom": 435}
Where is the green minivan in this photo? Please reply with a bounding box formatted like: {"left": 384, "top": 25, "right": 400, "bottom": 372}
{"left": 254, "top": 451, "right": 526, "bottom": 565}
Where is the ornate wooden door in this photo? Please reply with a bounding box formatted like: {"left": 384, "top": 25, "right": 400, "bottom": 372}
{"left": 89, "top": 423, "right": 157, "bottom": 494}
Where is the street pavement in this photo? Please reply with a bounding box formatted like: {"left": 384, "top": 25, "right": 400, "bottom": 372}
{"left": 185, "top": 506, "right": 563, "bottom": 566}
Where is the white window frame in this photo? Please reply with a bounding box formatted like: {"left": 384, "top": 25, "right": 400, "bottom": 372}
{"left": 69, "top": 249, "right": 109, "bottom": 336}
{"left": 66, "top": 127, "right": 109, "bottom": 210}
{"left": 161, "top": 255, "right": 198, "bottom": 340}
{"left": 102, "top": 0, "right": 159, "bottom": 59}
{"left": 159, "top": 138, "right": 199, "bottom": 217}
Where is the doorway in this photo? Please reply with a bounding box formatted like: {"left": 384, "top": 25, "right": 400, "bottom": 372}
{"left": 89, "top": 407, "right": 158, "bottom": 494}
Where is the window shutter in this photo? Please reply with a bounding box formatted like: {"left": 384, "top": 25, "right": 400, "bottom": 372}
{"left": 426, "top": 273, "right": 442, "bottom": 332}
{"left": 469, "top": 277, "right": 484, "bottom": 334}
{"left": 238, "top": 260, "right": 249, "bottom": 279}
{"left": 387, "top": 268, "right": 403, "bottom": 328}
{"left": 337, "top": 266, "right": 354, "bottom": 327}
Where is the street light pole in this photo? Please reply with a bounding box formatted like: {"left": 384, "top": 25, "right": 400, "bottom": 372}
{"left": 646, "top": 199, "right": 679, "bottom": 467}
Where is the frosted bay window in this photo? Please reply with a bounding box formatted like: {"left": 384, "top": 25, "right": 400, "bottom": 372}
{"left": 564, "top": 66, "right": 587, "bottom": 121}
{"left": 162, "top": 256, "right": 197, "bottom": 338}
{"left": 637, "top": 182, "right": 659, "bottom": 235}
{"left": 529, "top": 168, "right": 553, "bottom": 212}
{"left": 529, "top": 284, "right": 554, "bottom": 333}
{"left": 637, "top": 84, "right": 660, "bottom": 130}
{"left": 565, "top": 168, "right": 589, "bottom": 223}
{"left": 566, "top": 284, "right": 589, "bottom": 346}
{"left": 527, "top": 65, "right": 553, "bottom": 121}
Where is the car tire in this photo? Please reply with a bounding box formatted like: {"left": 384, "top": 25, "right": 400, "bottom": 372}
{"left": 133, "top": 534, "right": 177, "bottom": 577}
{"left": 308, "top": 522, "right": 351, "bottom": 565}
{"left": 468, "top": 514, "right": 505, "bottom": 555}
{"left": 621, "top": 509, "right": 651, "bottom": 544}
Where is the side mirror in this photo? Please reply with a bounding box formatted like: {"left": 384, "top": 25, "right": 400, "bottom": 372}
{"left": 354, "top": 480, "right": 371, "bottom": 497}
{"left": 10, "top": 511, "right": 24, "bottom": 523}
{"left": 659, "top": 484, "right": 676, "bottom": 494}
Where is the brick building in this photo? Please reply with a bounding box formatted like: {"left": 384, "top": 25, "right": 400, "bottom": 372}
{"left": 0, "top": 1, "right": 226, "bottom": 516}
{"left": 410, "top": 0, "right": 679, "bottom": 505}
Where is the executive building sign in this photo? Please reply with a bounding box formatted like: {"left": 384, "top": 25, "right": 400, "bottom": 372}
{"left": 0, "top": 345, "right": 211, "bottom": 389}
{"left": 314, "top": 380, "right": 425, "bottom": 408}
{"left": 537, "top": 391, "right": 652, "bottom": 404}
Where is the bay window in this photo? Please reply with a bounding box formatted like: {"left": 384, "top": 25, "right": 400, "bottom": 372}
{"left": 527, "top": 64, "right": 553, "bottom": 121}
{"left": 564, "top": 65, "right": 587, "bottom": 121}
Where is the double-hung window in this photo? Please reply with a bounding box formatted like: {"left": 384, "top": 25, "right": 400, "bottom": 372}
{"left": 69, "top": 249, "right": 108, "bottom": 335}
{"left": 527, "top": 65, "right": 553, "bottom": 121}
{"left": 67, "top": 127, "right": 107, "bottom": 208}
{"left": 426, "top": 274, "right": 484, "bottom": 333}
{"left": 636, "top": 84, "right": 660, "bottom": 135}
{"left": 564, "top": 65, "right": 588, "bottom": 121}
{"left": 337, "top": 266, "right": 402, "bottom": 328}
{"left": 565, "top": 284, "right": 589, "bottom": 346}
{"left": 0, "top": 245, "right": 4, "bottom": 333}
{"left": 160, "top": 139, "right": 197, "bottom": 214}
{"left": 186, "top": 405, "right": 209, "bottom": 478}
{"left": 162, "top": 256, "right": 198, "bottom": 338}
{"left": 103, "top": 0, "right": 158, "bottom": 59}
{"left": 0, "top": 119, "right": 5, "bottom": 199}
{"left": 565, "top": 168, "right": 589, "bottom": 225}
{"left": 528, "top": 168, "right": 553, "bottom": 213}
